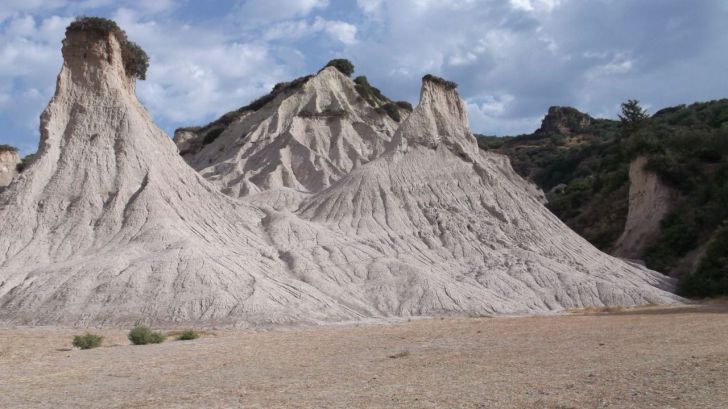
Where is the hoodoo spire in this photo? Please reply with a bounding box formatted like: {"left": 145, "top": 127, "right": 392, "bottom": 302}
{"left": 392, "top": 74, "right": 475, "bottom": 157}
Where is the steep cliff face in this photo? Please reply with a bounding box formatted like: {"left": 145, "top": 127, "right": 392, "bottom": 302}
{"left": 0, "top": 21, "right": 680, "bottom": 326}
{"left": 613, "top": 156, "right": 678, "bottom": 260}
{"left": 0, "top": 149, "right": 20, "bottom": 188}
{"left": 174, "top": 67, "right": 405, "bottom": 198}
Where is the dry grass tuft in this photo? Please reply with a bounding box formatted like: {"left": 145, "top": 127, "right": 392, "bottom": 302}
{"left": 388, "top": 350, "right": 410, "bottom": 359}
{"left": 565, "top": 306, "right": 629, "bottom": 314}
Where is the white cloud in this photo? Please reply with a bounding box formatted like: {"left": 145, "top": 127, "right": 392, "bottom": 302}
{"left": 312, "top": 17, "right": 357, "bottom": 44}
{"left": 357, "top": 0, "right": 383, "bottom": 16}
{"left": 261, "top": 16, "right": 357, "bottom": 44}
{"left": 467, "top": 98, "right": 542, "bottom": 136}
{"left": 509, "top": 0, "right": 564, "bottom": 12}
{"left": 0, "top": 0, "right": 67, "bottom": 23}
{"left": 0, "top": 14, "right": 70, "bottom": 135}
{"left": 262, "top": 20, "right": 311, "bottom": 41}
{"left": 108, "top": 9, "right": 292, "bottom": 126}
{"left": 585, "top": 52, "right": 635, "bottom": 79}
{"left": 237, "top": 0, "right": 329, "bottom": 23}
{"left": 1, "top": 0, "right": 727, "bottom": 149}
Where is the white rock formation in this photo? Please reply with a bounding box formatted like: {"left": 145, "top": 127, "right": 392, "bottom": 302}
{"left": 267, "top": 79, "right": 679, "bottom": 315}
{"left": 0, "top": 149, "right": 20, "bottom": 188}
{"left": 613, "top": 156, "right": 677, "bottom": 260}
{"left": 0, "top": 29, "right": 356, "bottom": 326}
{"left": 0, "top": 27, "right": 680, "bottom": 327}
{"left": 175, "top": 67, "right": 404, "bottom": 198}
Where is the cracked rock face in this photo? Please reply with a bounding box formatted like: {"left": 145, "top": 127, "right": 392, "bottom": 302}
{"left": 0, "top": 27, "right": 680, "bottom": 327}
{"left": 613, "top": 156, "right": 678, "bottom": 260}
{"left": 0, "top": 150, "right": 20, "bottom": 188}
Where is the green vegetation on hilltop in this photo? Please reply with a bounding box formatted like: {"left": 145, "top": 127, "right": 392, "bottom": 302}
{"left": 323, "top": 59, "right": 355, "bottom": 77}
{"left": 66, "top": 16, "right": 149, "bottom": 80}
{"left": 352, "top": 76, "right": 410, "bottom": 122}
{"left": 627, "top": 100, "right": 728, "bottom": 291}
{"left": 478, "top": 99, "right": 728, "bottom": 297}
{"left": 354, "top": 75, "right": 389, "bottom": 106}
{"left": 422, "top": 74, "right": 458, "bottom": 90}
{"left": 0, "top": 144, "right": 18, "bottom": 153}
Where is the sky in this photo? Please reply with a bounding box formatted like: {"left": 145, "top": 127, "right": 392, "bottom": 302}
{"left": 1, "top": 0, "right": 727, "bottom": 155}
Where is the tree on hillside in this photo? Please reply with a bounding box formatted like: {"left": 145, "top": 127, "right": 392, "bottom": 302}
{"left": 619, "top": 99, "right": 649, "bottom": 136}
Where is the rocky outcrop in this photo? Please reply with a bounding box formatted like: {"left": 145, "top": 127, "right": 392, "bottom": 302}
{"left": 613, "top": 156, "right": 678, "bottom": 260}
{"left": 0, "top": 21, "right": 680, "bottom": 327}
{"left": 0, "top": 149, "right": 20, "bottom": 188}
{"left": 174, "top": 67, "right": 405, "bottom": 198}
{"left": 537, "top": 106, "right": 592, "bottom": 135}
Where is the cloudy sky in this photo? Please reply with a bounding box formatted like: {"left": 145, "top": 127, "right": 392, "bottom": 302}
{"left": 1, "top": 0, "right": 727, "bottom": 154}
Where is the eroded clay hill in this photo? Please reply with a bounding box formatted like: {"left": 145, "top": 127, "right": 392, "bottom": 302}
{"left": 0, "top": 23, "right": 680, "bottom": 327}
{"left": 175, "top": 67, "right": 406, "bottom": 201}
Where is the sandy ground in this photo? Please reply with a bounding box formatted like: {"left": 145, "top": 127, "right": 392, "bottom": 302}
{"left": 1, "top": 304, "right": 727, "bottom": 409}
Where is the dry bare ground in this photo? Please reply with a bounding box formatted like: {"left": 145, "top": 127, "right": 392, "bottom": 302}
{"left": 1, "top": 304, "right": 727, "bottom": 408}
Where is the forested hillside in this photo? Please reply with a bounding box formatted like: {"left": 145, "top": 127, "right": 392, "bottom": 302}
{"left": 478, "top": 100, "right": 728, "bottom": 297}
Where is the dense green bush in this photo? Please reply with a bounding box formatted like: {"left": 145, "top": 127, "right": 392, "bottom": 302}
{"left": 66, "top": 16, "right": 149, "bottom": 80}
{"left": 177, "top": 330, "right": 200, "bottom": 341}
{"left": 679, "top": 225, "right": 728, "bottom": 297}
{"left": 128, "top": 326, "right": 166, "bottom": 345}
{"left": 0, "top": 144, "right": 18, "bottom": 153}
{"left": 395, "top": 101, "right": 413, "bottom": 111}
{"left": 202, "top": 128, "right": 225, "bottom": 145}
{"left": 377, "top": 102, "right": 401, "bottom": 122}
{"left": 72, "top": 333, "right": 103, "bottom": 350}
{"left": 323, "top": 59, "right": 355, "bottom": 77}
{"left": 16, "top": 153, "right": 36, "bottom": 173}
{"left": 121, "top": 40, "right": 149, "bottom": 81}
{"left": 354, "top": 76, "right": 389, "bottom": 107}
{"left": 67, "top": 16, "right": 121, "bottom": 33}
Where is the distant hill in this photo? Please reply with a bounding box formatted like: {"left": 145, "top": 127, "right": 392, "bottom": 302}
{"left": 478, "top": 100, "right": 728, "bottom": 297}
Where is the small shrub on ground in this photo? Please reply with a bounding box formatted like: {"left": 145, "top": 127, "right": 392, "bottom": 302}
{"left": 72, "top": 333, "right": 103, "bottom": 349}
{"left": 177, "top": 330, "right": 200, "bottom": 341}
{"left": 388, "top": 350, "right": 410, "bottom": 359}
{"left": 128, "top": 325, "right": 166, "bottom": 345}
